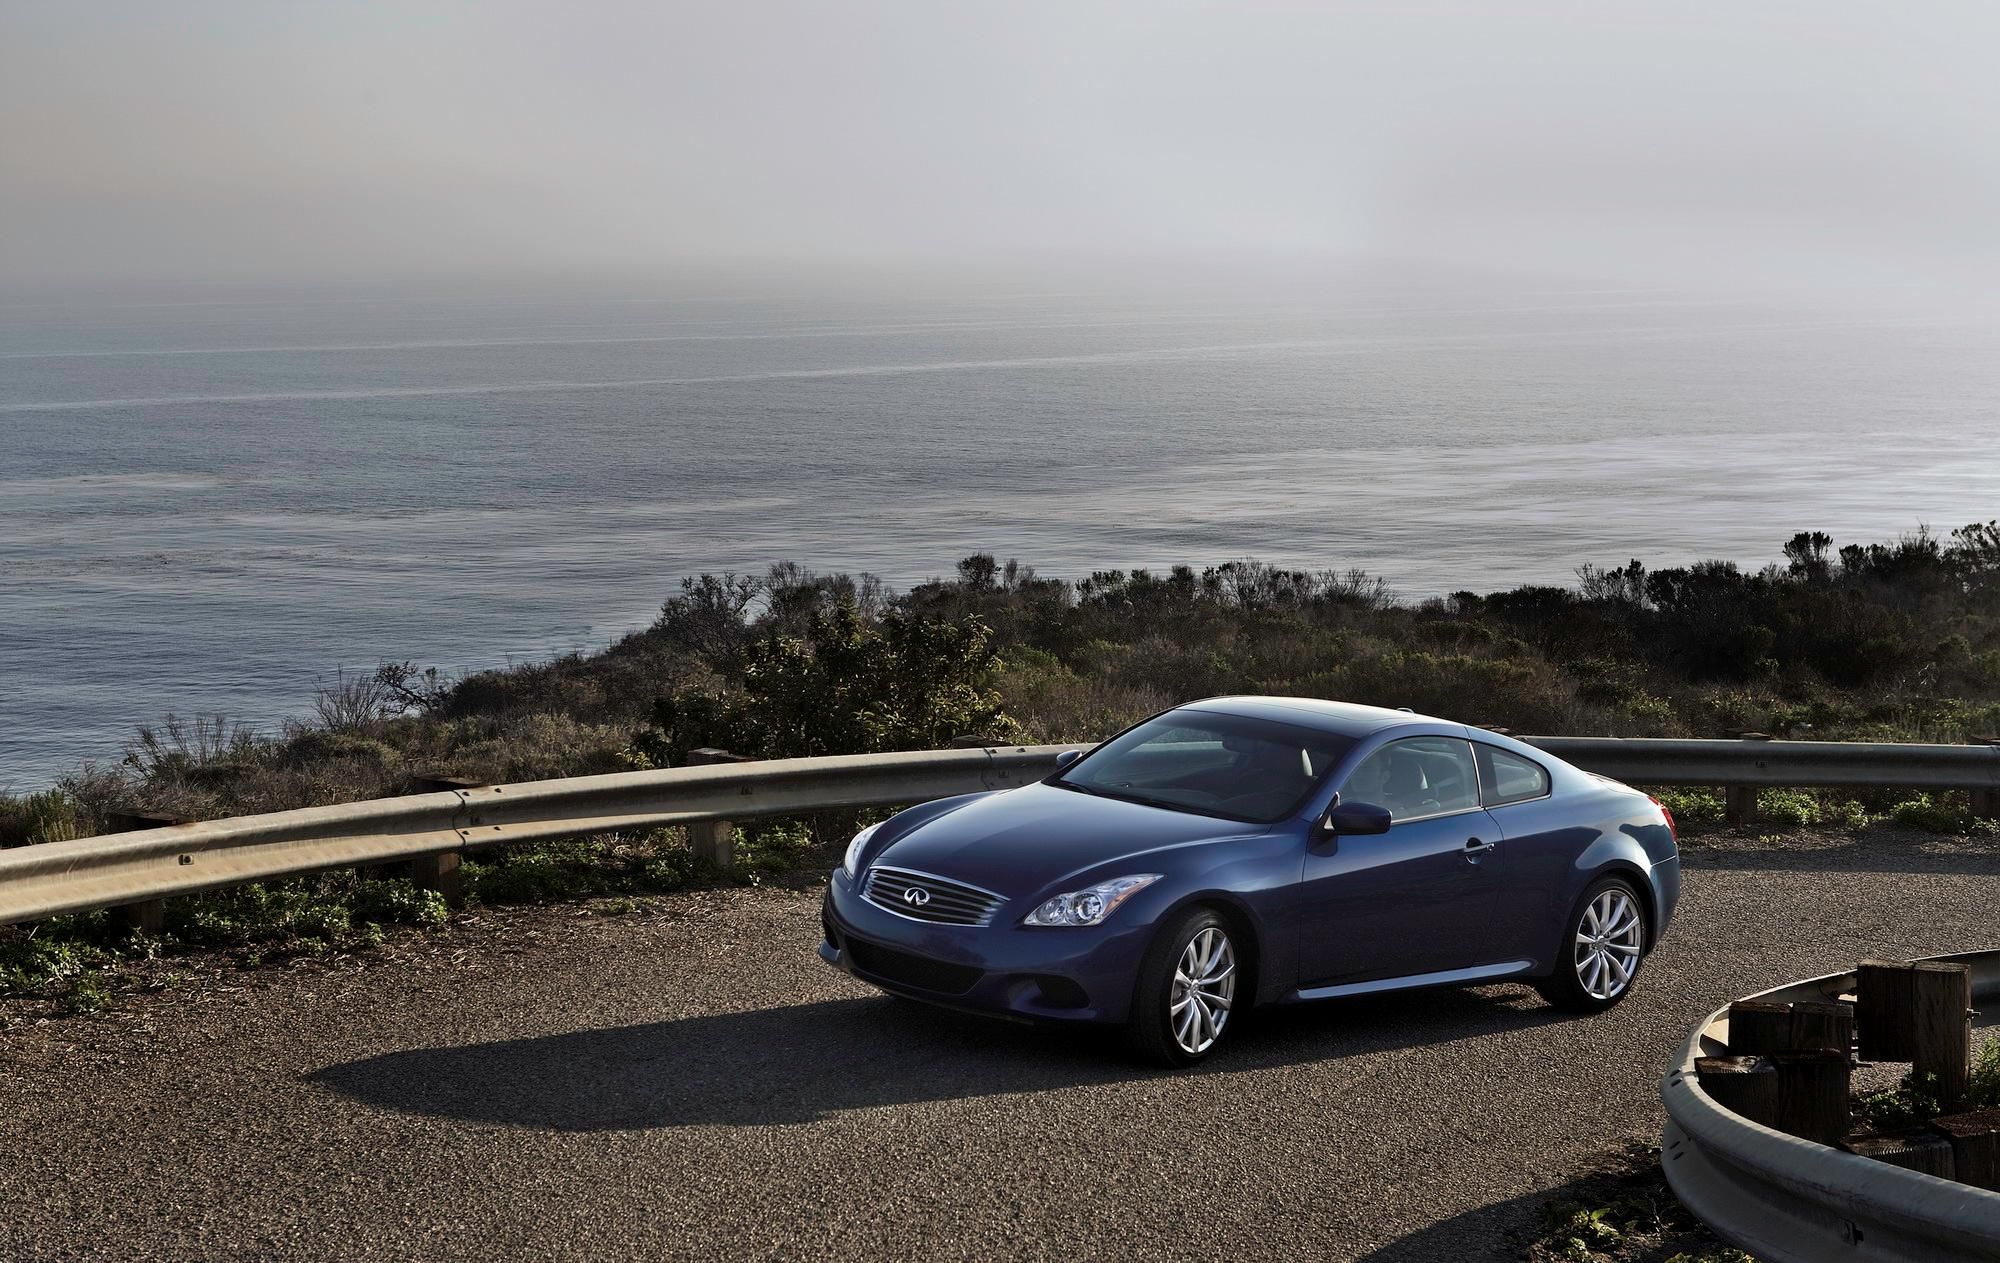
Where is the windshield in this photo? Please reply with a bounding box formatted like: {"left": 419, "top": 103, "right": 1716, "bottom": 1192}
{"left": 1053, "top": 710, "right": 1354, "bottom": 823}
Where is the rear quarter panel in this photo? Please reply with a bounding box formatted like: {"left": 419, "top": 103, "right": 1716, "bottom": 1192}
{"left": 1487, "top": 776, "right": 1678, "bottom": 974}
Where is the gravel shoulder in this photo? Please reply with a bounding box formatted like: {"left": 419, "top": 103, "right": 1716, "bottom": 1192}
{"left": 3, "top": 829, "right": 1997, "bottom": 1262}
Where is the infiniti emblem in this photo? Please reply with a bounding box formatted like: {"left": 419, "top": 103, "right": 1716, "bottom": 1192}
{"left": 903, "top": 887, "right": 932, "bottom": 908}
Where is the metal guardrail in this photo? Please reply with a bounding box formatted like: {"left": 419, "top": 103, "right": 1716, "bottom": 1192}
{"left": 1528, "top": 735, "right": 2000, "bottom": 791}
{"left": 1660, "top": 950, "right": 2000, "bottom": 1261}
{"left": 0, "top": 745, "right": 1068, "bottom": 926}
{"left": 1, "top": 734, "right": 1995, "bottom": 928}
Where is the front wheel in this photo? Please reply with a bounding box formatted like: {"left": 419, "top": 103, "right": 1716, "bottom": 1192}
{"left": 1127, "top": 908, "right": 1239, "bottom": 1066}
{"left": 1536, "top": 877, "right": 1647, "bottom": 1012}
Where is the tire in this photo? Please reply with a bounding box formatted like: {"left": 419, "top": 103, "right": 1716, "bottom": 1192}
{"left": 1127, "top": 907, "right": 1241, "bottom": 1067}
{"left": 1536, "top": 876, "right": 1648, "bottom": 1013}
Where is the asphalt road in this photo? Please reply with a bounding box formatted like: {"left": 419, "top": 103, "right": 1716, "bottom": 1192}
{"left": 4, "top": 831, "right": 1997, "bottom": 1262}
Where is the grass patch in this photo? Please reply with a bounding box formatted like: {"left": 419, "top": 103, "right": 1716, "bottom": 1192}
{"left": 461, "top": 831, "right": 709, "bottom": 905}
{"left": 1889, "top": 791, "right": 2000, "bottom": 836}
{"left": 1524, "top": 1145, "right": 1750, "bottom": 1262}
{"left": 1855, "top": 1038, "right": 2000, "bottom": 1131}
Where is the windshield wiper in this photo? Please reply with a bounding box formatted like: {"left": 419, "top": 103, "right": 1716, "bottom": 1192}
{"left": 1049, "top": 779, "right": 1101, "bottom": 796}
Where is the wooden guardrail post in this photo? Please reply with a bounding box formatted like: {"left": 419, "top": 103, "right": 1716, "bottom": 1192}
{"left": 1856, "top": 958, "right": 1975, "bottom": 1110}
{"left": 407, "top": 774, "right": 484, "bottom": 909}
{"left": 1697, "top": 1049, "right": 1850, "bottom": 1143}
{"left": 104, "top": 810, "right": 187, "bottom": 932}
{"left": 1723, "top": 733, "right": 1770, "bottom": 824}
{"left": 1931, "top": 1110, "right": 2000, "bottom": 1190}
{"left": 1789, "top": 1001, "right": 1856, "bottom": 1054}
{"left": 1728, "top": 999, "right": 1853, "bottom": 1055}
{"left": 1971, "top": 736, "right": 2000, "bottom": 820}
{"left": 686, "top": 749, "right": 752, "bottom": 866}
{"left": 1911, "top": 961, "right": 1974, "bottom": 1110}
{"left": 1842, "top": 1131, "right": 1956, "bottom": 1177}
{"left": 1696, "top": 1055, "right": 1776, "bottom": 1122}
{"left": 1857, "top": 960, "right": 1919, "bottom": 1060}
{"left": 1771, "top": 1050, "right": 1850, "bottom": 1144}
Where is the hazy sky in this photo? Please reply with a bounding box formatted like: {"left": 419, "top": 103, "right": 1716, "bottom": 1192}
{"left": 4, "top": 2, "right": 1997, "bottom": 294}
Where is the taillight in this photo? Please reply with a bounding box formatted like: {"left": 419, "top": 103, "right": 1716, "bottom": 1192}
{"left": 1647, "top": 793, "right": 1677, "bottom": 838}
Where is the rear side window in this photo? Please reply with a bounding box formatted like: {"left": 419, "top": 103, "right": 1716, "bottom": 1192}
{"left": 1342, "top": 737, "right": 1480, "bottom": 822}
{"left": 1476, "top": 744, "right": 1551, "bottom": 806}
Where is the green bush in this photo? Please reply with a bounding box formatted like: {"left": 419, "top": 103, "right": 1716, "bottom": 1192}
{"left": 1756, "top": 788, "right": 1869, "bottom": 829}
{"left": 1654, "top": 787, "right": 1724, "bottom": 825}
{"left": 463, "top": 832, "right": 704, "bottom": 905}
{"left": 734, "top": 820, "right": 819, "bottom": 880}
{"left": 349, "top": 882, "right": 449, "bottom": 928}
{"left": 0, "top": 929, "right": 112, "bottom": 992}
{"left": 1855, "top": 1042, "right": 2000, "bottom": 1130}
{"left": 464, "top": 839, "right": 625, "bottom": 904}
{"left": 641, "top": 602, "right": 1021, "bottom": 763}
{"left": 0, "top": 789, "right": 85, "bottom": 847}
{"left": 56, "top": 970, "right": 114, "bottom": 1015}
{"left": 1889, "top": 792, "right": 1993, "bottom": 835}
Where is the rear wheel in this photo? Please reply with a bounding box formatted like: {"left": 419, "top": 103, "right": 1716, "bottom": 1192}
{"left": 1536, "top": 877, "right": 1646, "bottom": 1012}
{"left": 1127, "top": 908, "right": 1239, "bottom": 1066}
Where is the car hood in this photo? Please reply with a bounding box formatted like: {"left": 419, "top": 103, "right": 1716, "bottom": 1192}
{"left": 871, "top": 781, "right": 1267, "bottom": 897}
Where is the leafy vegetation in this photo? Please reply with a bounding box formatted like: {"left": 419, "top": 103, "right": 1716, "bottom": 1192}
{"left": 4, "top": 524, "right": 1996, "bottom": 1006}
{"left": 1525, "top": 1146, "right": 1752, "bottom": 1262}
{"left": 1854, "top": 1037, "right": 2000, "bottom": 1130}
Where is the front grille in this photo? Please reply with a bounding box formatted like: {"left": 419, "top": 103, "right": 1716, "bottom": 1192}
{"left": 861, "top": 865, "right": 1007, "bottom": 927}
{"left": 845, "top": 939, "right": 983, "bottom": 995}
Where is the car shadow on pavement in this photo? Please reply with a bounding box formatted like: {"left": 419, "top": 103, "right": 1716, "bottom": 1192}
{"left": 307, "top": 983, "right": 1565, "bottom": 1130}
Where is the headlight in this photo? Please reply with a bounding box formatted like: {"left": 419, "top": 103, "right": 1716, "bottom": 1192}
{"left": 1022, "top": 874, "right": 1162, "bottom": 927}
{"left": 842, "top": 823, "right": 881, "bottom": 879}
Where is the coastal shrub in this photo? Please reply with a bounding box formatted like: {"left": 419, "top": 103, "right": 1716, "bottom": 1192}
{"left": 640, "top": 603, "right": 1019, "bottom": 763}
{"left": 1748, "top": 788, "right": 1866, "bottom": 829}
{"left": 0, "top": 926, "right": 113, "bottom": 993}
{"left": 1889, "top": 792, "right": 1990, "bottom": 835}
{"left": 313, "top": 670, "right": 400, "bottom": 733}
{"left": 440, "top": 713, "right": 634, "bottom": 783}
{"left": 0, "top": 789, "right": 85, "bottom": 848}
{"left": 462, "top": 831, "right": 703, "bottom": 905}
{"left": 464, "top": 838, "right": 627, "bottom": 904}
{"left": 734, "top": 820, "right": 819, "bottom": 881}
{"left": 993, "top": 652, "right": 1171, "bottom": 744}
{"left": 1653, "top": 788, "right": 1724, "bottom": 826}
{"left": 276, "top": 730, "right": 400, "bottom": 771}
{"left": 169, "top": 880, "right": 354, "bottom": 947}
{"left": 654, "top": 571, "right": 762, "bottom": 664}
{"left": 123, "top": 713, "right": 261, "bottom": 778}
{"left": 348, "top": 882, "right": 450, "bottom": 929}
{"left": 1300, "top": 649, "right": 1581, "bottom": 733}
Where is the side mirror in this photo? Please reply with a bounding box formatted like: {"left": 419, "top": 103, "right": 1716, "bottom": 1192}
{"left": 1054, "top": 749, "right": 1083, "bottom": 770}
{"left": 1324, "top": 800, "right": 1392, "bottom": 836}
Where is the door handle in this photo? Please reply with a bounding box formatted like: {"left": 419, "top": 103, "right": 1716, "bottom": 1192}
{"left": 1463, "top": 837, "right": 1495, "bottom": 857}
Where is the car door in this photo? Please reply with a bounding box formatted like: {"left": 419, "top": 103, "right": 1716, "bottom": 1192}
{"left": 1471, "top": 742, "right": 1590, "bottom": 966}
{"left": 1296, "top": 736, "right": 1507, "bottom": 987}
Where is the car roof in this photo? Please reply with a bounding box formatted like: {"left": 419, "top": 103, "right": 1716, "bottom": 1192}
{"left": 1175, "top": 695, "right": 1454, "bottom": 740}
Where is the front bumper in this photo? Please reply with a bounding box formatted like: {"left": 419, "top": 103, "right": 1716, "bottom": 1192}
{"left": 818, "top": 867, "right": 1151, "bottom": 1025}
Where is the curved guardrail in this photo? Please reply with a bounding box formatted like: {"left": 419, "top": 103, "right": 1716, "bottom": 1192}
{"left": 1, "top": 733, "right": 1995, "bottom": 927}
{"left": 1660, "top": 950, "right": 2000, "bottom": 1261}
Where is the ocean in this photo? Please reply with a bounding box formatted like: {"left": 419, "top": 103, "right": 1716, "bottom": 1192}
{"left": 3, "top": 279, "right": 1997, "bottom": 789}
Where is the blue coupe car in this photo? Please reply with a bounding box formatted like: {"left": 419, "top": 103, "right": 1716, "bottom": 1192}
{"left": 819, "top": 697, "right": 1681, "bottom": 1064}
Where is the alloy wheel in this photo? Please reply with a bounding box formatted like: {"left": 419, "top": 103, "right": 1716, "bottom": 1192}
{"left": 1170, "top": 927, "right": 1236, "bottom": 1055}
{"left": 1574, "top": 888, "right": 1642, "bottom": 1001}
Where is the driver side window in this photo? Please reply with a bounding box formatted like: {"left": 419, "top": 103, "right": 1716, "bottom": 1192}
{"left": 1343, "top": 737, "right": 1480, "bottom": 823}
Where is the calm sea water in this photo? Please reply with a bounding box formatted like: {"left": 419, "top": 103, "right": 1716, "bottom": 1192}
{"left": 3, "top": 281, "right": 1997, "bottom": 789}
